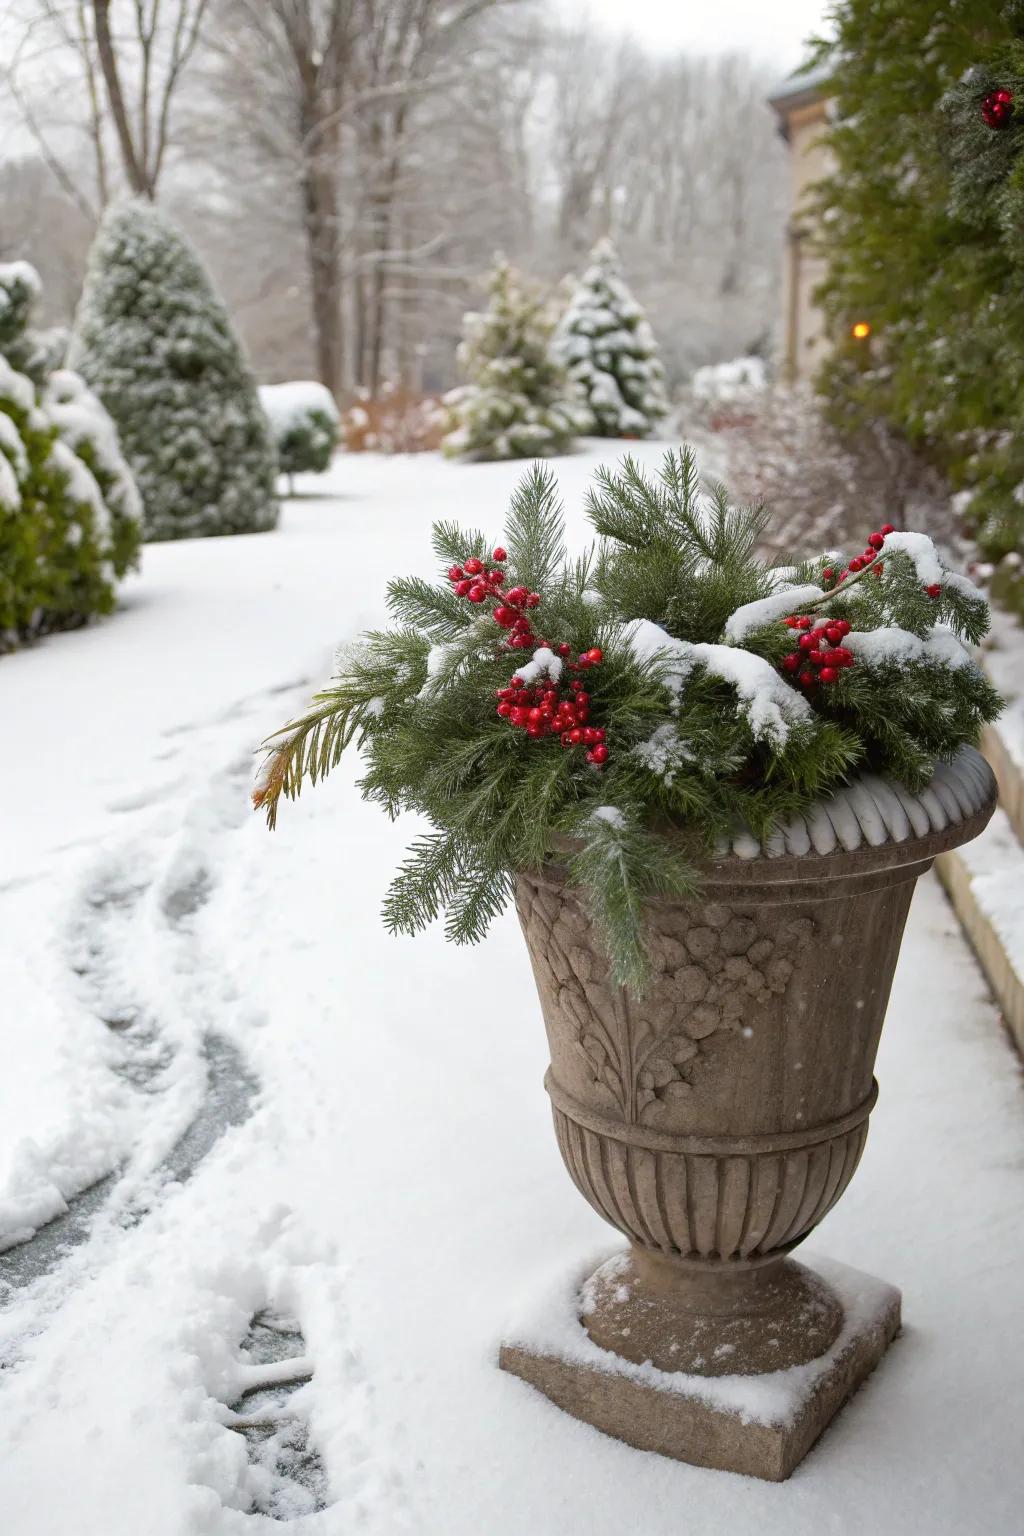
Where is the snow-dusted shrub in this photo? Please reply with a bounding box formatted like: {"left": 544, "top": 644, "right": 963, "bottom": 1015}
{"left": 691, "top": 382, "right": 954, "bottom": 561}
{"left": 0, "top": 262, "right": 43, "bottom": 366}
{"left": 342, "top": 385, "right": 446, "bottom": 454}
{"left": 552, "top": 239, "right": 669, "bottom": 438}
{"left": 443, "top": 260, "right": 584, "bottom": 461}
{"left": 70, "top": 199, "right": 278, "bottom": 542}
{"left": 260, "top": 381, "right": 339, "bottom": 486}
{"left": 0, "top": 353, "right": 141, "bottom": 647}
{"left": 691, "top": 355, "right": 767, "bottom": 405}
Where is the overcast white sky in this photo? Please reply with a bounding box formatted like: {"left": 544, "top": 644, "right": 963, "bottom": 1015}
{"left": 564, "top": 0, "right": 829, "bottom": 70}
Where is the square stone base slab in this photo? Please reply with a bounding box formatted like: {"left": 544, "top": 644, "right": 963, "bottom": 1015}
{"left": 499, "top": 1253, "right": 901, "bottom": 1482}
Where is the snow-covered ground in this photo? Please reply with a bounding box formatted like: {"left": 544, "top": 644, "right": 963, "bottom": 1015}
{"left": 1, "top": 443, "right": 1022, "bottom": 1536}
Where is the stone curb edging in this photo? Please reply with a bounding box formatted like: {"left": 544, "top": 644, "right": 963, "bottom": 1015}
{"left": 935, "top": 721, "right": 1024, "bottom": 1061}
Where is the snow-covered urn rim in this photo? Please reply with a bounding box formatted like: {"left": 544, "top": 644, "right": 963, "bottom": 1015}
{"left": 538, "top": 746, "right": 996, "bottom": 888}
{"left": 711, "top": 744, "right": 996, "bottom": 865}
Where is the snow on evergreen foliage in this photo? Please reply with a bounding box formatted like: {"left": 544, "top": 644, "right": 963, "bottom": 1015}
{"left": 0, "top": 267, "right": 141, "bottom": 648}
{"left": 552, "top": 239, "right": 669, "bottom": 438}
{"left": 259, "top": 381, "right": 339, "bottom": 481}
{"left": 69, "top": 200, "right": 278, "bottom": 542}
{"left": 443, "top": 259, "right": 585, "bottom": 461}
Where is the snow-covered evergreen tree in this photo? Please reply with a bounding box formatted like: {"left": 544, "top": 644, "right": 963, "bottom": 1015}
{"left": 553, "top": 239, "right": 670, "bottom": 438}
{"left": 0, "top": 263, "right": 141, "bottom": 648}
{"left": 69, "top": 201, "right": 278, "bottom": 542}
{"left": 442, "top": 260, "right": 583, "bottom": 461}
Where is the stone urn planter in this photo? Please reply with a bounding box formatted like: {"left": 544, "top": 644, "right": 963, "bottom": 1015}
{"left": 501, "top": 747, "right": 997, "bottom": 1478}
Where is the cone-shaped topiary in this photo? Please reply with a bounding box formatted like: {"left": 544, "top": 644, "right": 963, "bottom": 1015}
{"left": 69, "top": 200, "right": 278, "bottom": 542}
{"left": 553, "top": 239, "right": 670, "bottom": 438}
{"left": 442, "top": 259, "right": 584, "bottom": 461}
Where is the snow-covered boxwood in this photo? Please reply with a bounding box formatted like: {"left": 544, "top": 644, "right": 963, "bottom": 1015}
{"left": 69, "top": 200, "right": 278, "bottom": 542}
{"left": 443, "top": 260, "right": 585, "bottom": 461}
{"left": 255, "top": 449, "right": 1001, "bottom": 991}
{"left": 0, "top": 265, "right": 141, "bottom": 649}
{"left": 259, "top": 381, "right": 339, "bottom": 489}
{"left": 553, "top": 240, "right": 669, "bottom": 438}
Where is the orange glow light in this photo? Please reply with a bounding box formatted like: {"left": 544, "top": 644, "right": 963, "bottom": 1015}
{"left": 851, "top": 321, "right": 872, "bottom": 340}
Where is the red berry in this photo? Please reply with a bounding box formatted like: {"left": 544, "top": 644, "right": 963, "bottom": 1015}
{"left": 448, "top": 565, "right": 464, "bottom": 581}
{"left": 527, "top": 724, "right": 544, "bottom": 739}
{"left": 575, "top": 691, "right": 590, "bottom": 707}
{"left": 588, "top": 744, "right": 609, "bottom": 765}
{"left": 781, "top": 653, "right": 801, "bottom": 673}
{"left": 560, "top": 731, "right": 573, "bottom": 748}
{"left": 868, "top": 532, "right": 884, "bottom": 550}
{"left": 836, "top": 619, "right": 851, "bottom": 637}
{"left": 835, "top": 647, "right": 854, "bottom": 667}
{"left": 569, "top": 728, "right": 583, "bottom": 744}
{"left": 862, "top": 549, "right": 876, "bottom": 564}
{"left": 510, "top": 675, "right": 524, "bottom": 687}
{"left": 593, "top": 729, "right": 606, "bottom": 742}
{"left": 467, "top": 584, "right": 486, "bottom": 602}
{"left": 508, "top": 707, "right": 526, "bottom": 726}
{"left": 570, "top": 679, "right": 583, "bottom": 691}
{"left": 810, "top": 651, "right": 825, "bottom": 668}
{"left": 581, "top": 727, "right": 599, "bottom": 744}
{"left": 577, "top": 654, "right": 592, "bottom": 669}
{"left": 797, "top": 616, "right": 812, "bottom": 630}
{"left": 798, "top": 633, "right": 816, "bottom": 651}
{"left": 880, "top": 523, "right": 895, "bottom": 536}
{"left": 849, "top": 557, "right": 864, "bottom": 573}
{"left": 454, "top": 579, "right": 472, "bottom": 596}
{"left": 556, "top": 642, "right": 570, "bottom": 657}
{"left": 492, "top": 546, "right": 507, "bottom": 561}
{"left": 497, "top": 701, "right": 512, "bottom": 717}
{"left": 873, "top": 562, "right": 883, "bottom": 577}
{"left": 799, "top": 669, "right": 816, "bottom": 688}
{"left": 506, "top": 586, "right": 528, "bottom": 606}
{"left": 586, "top": 647, "right": 603, "bottom": 664}
{"left": 493, "top": 606, "right": 517, "bottom": 628}
{"left": 927, "top": 583, "right": 941, "bottom": 598}
{"left": 464, "top": 557, "right": 483, "bottom": 575}
{"left": 982, "top": 88, "right": 1014, "bottom": 129}
{"left": 822, "top": 567, "right": 835, "bottom": 582}
{"left": 819, "top": 666, "right": 838, "bottom": 684}
{"left": 825, "top": 624, "right": 842, "bottom": 644}
{"left": 524, "top": 593, "right": 541, "bottom": 609}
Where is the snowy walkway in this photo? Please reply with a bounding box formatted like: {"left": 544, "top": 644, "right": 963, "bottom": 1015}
{"left": 1, "top": 446, "right": 1022, "bottom": 1536}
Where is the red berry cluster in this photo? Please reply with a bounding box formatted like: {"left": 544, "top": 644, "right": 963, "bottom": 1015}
{"left": 448, "top": 550, "right": 545, "bottom": 650}
{"left": 779, "top": 616, "right": 855, "bottom": 690}
{"left": 981, "top": 87, "right": 1014, "bottom": 129}
{"left": 495, "top": 673, "right": 607, "bottom": 763}
{"left": 824, "top": 521, "right": 896, "bottom": 586}
{"left": 447, "top": 547, "right": 610, "bottom": 767}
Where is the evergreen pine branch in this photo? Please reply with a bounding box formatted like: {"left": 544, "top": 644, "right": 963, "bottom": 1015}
{"left": 386, "top": 575, "right": 470, "bottom": 640}
{"left": 504, "top": 462, "right": 566, "bottom": 592}
{"left": 565, "top": 810, "right": 699, "bottom": 994}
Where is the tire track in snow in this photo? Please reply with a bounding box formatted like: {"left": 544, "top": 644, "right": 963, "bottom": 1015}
{"left": 0, "top": 749, "right": 262, "bottom": 1335}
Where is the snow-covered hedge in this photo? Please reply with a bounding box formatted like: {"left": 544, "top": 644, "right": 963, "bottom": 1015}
{"left": 69, "top": 200, "right": 278, "bottom": 542}
{"left": 259, "top": 381, "right": 339, "bottom": 484}
{"left": 0, "top": 349, "right": 142, "bottom": 648}
{"left": 552, "top": 239, "right": 669, "bottom": 438}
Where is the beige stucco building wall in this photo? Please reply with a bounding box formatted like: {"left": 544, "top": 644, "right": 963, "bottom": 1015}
{"left": 769, "top": 75, "right": 834, "bottom": 381}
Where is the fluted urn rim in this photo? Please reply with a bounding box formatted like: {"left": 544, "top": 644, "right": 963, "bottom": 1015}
{"left": 536, "top": 745, "right": 997, "bottom": 895}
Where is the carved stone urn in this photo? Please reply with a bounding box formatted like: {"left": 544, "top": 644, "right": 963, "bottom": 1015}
{"left": 501, "top": 747, "right": 997, "bottom": 1478}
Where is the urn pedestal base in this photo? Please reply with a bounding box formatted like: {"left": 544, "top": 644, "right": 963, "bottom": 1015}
{"left": 499, "top": 1253, "right": 901, "bottom": 1481}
